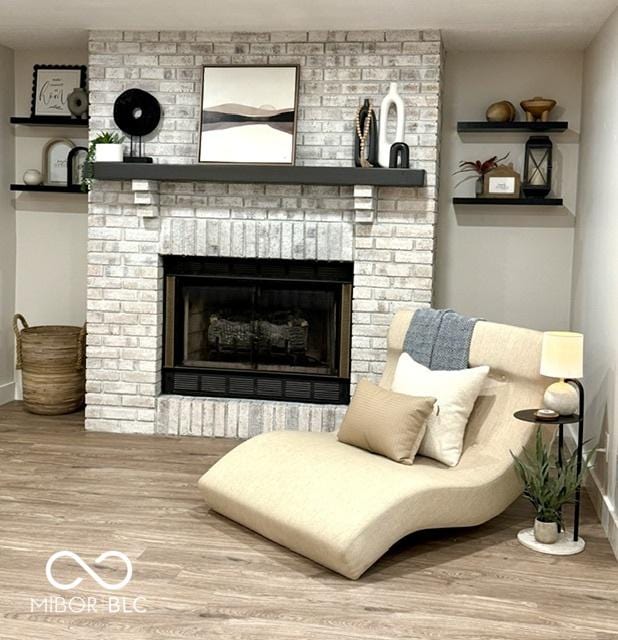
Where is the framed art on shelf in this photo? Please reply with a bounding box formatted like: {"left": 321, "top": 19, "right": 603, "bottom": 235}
{"left": 42, "top": 138, "right": 74, "bottom": 185}
{"left": 198, "top": 65, "right": 299, "bottom": 165}
{"left": 31, "top": 65, "right": 87, "bottom": 118}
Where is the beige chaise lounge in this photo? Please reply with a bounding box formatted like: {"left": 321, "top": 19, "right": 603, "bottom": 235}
{"left": 198, "top": 310, "right": 546, "bottom": 579}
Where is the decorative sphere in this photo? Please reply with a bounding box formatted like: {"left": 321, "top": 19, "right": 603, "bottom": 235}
{"left": 543, "top": 381, "right": 578, "bottom": 416}
{"left": 23, "top": 169, "right": 43, "bottom": 186}
{"left": 486, "top": 100, "right": 516, "bottom": 123}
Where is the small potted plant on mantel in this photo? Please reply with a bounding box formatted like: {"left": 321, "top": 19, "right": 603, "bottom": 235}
{"left": 82, "top": 131, "right": 125, "bottom": 192}
{"left": 512, "top": 428, "right": 594, "bottom": 544}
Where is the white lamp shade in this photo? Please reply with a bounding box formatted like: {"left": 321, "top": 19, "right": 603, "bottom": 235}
{"left": 540, "top": 331, "right": 584, "bottom": 379}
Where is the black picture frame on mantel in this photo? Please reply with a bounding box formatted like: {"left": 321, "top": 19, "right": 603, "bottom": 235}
{"left": 30, "top": 64, "right": 87, "bottom": 119}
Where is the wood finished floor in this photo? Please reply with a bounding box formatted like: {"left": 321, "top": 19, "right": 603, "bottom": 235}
{"left": 0, "top": 401, "right": 616, "bottom": 640}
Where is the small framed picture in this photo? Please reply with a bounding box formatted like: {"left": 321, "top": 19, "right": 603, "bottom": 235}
{"left": 42, "top": 138, "right": 74, "bottom": 184}
{"left": 67, "top": 146, "right": 88, "bottom": 187}
{"left": 31, "top": 65, "right": 87, "bottom": 118}
{"left": 199, "top": 65, "right": 300, "bottom": 165}
{"left": 483, "top": 164, "right": 521, "bottom": 198}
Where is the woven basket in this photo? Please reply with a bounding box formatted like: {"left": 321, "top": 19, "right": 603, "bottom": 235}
{"left": 14, "top": 314, "right": 86, "bottom": 415}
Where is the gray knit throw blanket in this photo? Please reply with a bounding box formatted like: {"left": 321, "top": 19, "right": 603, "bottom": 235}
{"left": 403, "top": 308, "right": 481, "bottom": 370}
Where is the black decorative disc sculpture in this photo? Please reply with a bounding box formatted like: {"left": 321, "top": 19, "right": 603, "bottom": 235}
{"left": 113, "top": 88, "right": 161, "bottom": 163}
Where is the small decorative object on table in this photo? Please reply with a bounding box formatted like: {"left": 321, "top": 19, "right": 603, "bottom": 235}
{"left": 22, "top": 169, "right": 43, "bottom": 186}
{"left": 485, "top": 100, "right": 516, "bottom": 123}
{"left": 482, "top": 163, "right": 521, "bottom": 198}
{"left": 535, "top": 408, "right": 559, "bottom": 420}
{"left": 389, "top": 142, "right": 410, "bottom": 169}
{"left": 520, "top": 96, "right": 556, "bottom": 122}
{"left": 378, "top": 82, "right": 405, "bottom": 168}
{"left": 453, "top": 152, "right": 509, "bottom": 197}
{"left": 42, "top": 138, "right": 74, "bottom": 185}
{"left": 522, "top": 135, "right": 553, "bottom": 198}
{"left": 354, "top": 99, "right": 377, "bottom": 167}
{"left": 113, "top": 88, "right": 161, "bottom": 163}
{"left": 30, "top": 64, "right": 87, "bottom": 119}
{"left": 67, "top": 87, "right": 88, "bottom": 120}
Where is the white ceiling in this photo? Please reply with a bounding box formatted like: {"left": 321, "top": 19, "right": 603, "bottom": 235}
{"left": 0, "top": 0, "right": 616, "bottom": 51}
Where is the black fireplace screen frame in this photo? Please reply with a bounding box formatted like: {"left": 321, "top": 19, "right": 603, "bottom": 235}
{"left": 162, "top": 256, "right": 353, "bottom": 404}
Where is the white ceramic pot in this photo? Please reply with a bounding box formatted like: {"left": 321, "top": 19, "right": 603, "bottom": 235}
{"left": 95, "top": 143, "right": 124, "bottom": 163}
{"left": 534, "top": 518, "right": 559, "bottom": 544}
{"left": 23, "top": 169, "right": 43, "bottom": 186}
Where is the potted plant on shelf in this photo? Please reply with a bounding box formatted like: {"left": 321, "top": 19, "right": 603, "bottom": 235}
{"left": 454, "top": 152, "right": 509, "bottom": 197}
{"left": 82, "top": 131, "right": 125, "bottom": 192}
{"left": 512, "top": 428, "right": 594, "bottom": 544}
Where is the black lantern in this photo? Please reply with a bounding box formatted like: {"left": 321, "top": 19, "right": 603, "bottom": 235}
{"left": 522, "top": 135, "right": 552, "bottom": 198}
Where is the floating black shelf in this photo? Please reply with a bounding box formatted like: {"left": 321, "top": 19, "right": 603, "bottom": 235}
{"left": 453, "top": 197, "right": 563, "bottom": 206}
{"left": 10, "top": 184, "right": 85, "bottom": 194}
{"left": 10, "top": 116, "right": 88, "bottom": 127}
{"left": 457, "top": 121, "right": 568, "bottom": 133}
{"left": 92, "top": 162, "right": 426, "bottom": 187}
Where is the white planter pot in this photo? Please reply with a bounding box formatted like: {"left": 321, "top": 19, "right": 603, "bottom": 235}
{"left": 95, "top": 143, "right": 124, "bottom": 162}
{"left": 534, "top": 518, "right": 559, "bottom": 544}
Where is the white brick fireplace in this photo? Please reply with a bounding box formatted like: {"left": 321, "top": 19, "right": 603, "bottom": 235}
{"left": 85, "top": 29, "right": 442, "bottom": 436}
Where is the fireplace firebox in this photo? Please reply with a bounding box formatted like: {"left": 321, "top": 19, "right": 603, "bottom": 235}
{"left": 163, "top": 257, "right": 353, "bottom": 404}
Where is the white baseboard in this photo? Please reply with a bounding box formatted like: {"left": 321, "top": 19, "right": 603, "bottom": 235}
{"left": 0, "top": 381, "right": 15, "bottom": 406}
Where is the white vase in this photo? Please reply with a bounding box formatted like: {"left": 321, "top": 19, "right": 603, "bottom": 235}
{"left": 23, "top": 169, "right": 43, "bottom": 186}
{"left": 534, "top": 518, "right": 559, "bottom": 544}
{"left": 378, "top": 82, "right": 405, "bottom": 167}
{"left": 95, "top": 143, "right": 124, "bottom": 163}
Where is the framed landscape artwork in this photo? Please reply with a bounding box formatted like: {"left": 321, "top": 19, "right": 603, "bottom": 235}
{"left": 199, "top": 65, "right": 299, "bottom": 165}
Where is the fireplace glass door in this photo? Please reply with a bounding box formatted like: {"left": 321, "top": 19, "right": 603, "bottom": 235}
{"left": 163, "top": 257, "right": 353, "bottom": 404}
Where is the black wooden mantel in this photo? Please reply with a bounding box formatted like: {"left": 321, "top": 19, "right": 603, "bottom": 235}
{"left": 93, "top": 162, "right": 426, "bottom": 187}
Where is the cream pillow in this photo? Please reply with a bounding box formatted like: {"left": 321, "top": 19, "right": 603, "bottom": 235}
{"left": 392, "top": 353, "right": 489, "bottom": 466}
{"left": 337, "top": 379, "right": 436, "bottom": 465}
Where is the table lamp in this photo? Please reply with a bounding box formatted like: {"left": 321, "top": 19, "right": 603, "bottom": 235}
{"left": 540, "top": 331, "right": 584, "bottom": 415}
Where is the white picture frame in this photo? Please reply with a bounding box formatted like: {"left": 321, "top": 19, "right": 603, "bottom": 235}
{"left": 31, "top": 65, "right": 86, "bottom": 118}
{"left": 42, "top": 138, "right": 75, "bottom": 185}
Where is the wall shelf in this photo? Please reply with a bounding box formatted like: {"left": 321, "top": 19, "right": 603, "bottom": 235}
{"left": 92, "top": 162, "right": 426, "bottom": 187}
{"left": 10, "top": 184, "right": 85, "bottom": 194}
{"left": 457, "top": 121, "right": 568, "bottom": 133}
{"left": 10, "top": 116, "right": 88, "bottom": 127}
{"left": 453, "top": 197, "right": 563, "bottom": 206}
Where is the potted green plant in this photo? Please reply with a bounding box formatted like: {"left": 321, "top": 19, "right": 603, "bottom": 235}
{"left": 512, "top": 428, "right": 594, "bottom": 544}
{"left": 82, "top": 132, "right": 125, "bottom": 191}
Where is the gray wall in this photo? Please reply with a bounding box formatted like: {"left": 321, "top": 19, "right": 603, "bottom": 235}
{"left": 434, "top": 50, "right": 582, "bottom": 331}
{"left": 0, "top": 44, "right": 15, "bottom": 405}
{"left": 571, "top": 8, "right": 618, "bottom": 558}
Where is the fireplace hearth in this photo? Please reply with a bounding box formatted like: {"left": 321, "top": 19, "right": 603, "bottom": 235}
{"left": 163, "top": 257, "right": 353, "bottom": 404}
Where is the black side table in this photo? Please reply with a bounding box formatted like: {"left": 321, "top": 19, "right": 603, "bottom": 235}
{"left": 513, "top": 381, "right": 585, "bottom": 555}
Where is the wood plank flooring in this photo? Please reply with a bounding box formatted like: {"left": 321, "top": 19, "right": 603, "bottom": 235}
{"left": 0, "top": 401, "right": 616, "bottom": 640}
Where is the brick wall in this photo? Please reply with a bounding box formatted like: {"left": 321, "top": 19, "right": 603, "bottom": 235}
{"left": 86, "top": 29, "right": 443, "bottom": 436}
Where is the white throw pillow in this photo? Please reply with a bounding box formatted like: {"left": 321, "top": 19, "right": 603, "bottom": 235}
{"left": 392, "top": 353, "right": 489, "bottom": 466}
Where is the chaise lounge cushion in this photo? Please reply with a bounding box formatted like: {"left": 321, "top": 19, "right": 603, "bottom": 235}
{"left": 392, "top": 354, "right": 490, "bottom": 466}
{"left": 337, "top": 379, "right": 436, "bottom": 464}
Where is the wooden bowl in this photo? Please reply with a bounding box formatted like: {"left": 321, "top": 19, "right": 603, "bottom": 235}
{"left": 520, "top": 97, "right": 556, "bottom": 122}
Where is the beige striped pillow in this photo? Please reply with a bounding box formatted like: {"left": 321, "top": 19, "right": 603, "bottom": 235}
{"left": 337, "top": 379, "right": 436, "bottom": 464}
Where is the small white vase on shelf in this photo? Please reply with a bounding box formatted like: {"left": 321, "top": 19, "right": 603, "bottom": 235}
{"left": 378, "top": 82, "right": 405, "bottom": 168}
{"left": 23, "top": 169, "right": 43, "bottom": 186}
